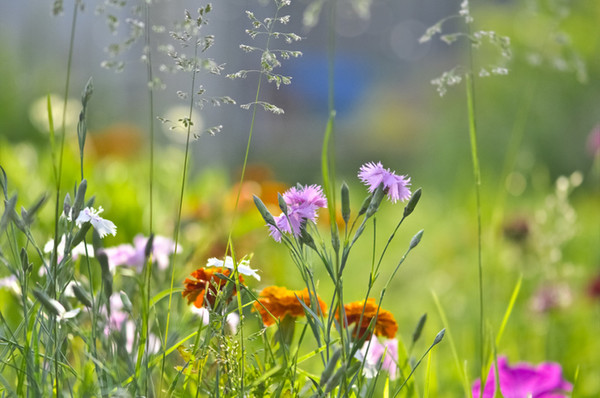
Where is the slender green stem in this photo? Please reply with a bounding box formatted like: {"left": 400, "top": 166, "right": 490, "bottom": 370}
{"left": 327, "top": 0, "right": 336, "bottom": 115}
{"left": 49, "top": 3, "right": 79, "bottom": 395}
{"left": 161, "top": 35, "right": 200, "bottom": 390}
{"left": 466, "top": 71, "right": 484, "bottom": 395}
{"left": 220, "top": 3, "right": 292, "bottom": 392}
{"left": 135, "top": 3, "right": 157, "bottom": 394}
{"left": 145, "top": 3, "right": 155, "bottom": 236}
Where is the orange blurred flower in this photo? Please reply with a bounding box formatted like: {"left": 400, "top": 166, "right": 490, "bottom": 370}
{"left": 338, "top": 298, "right": 398, "bottom": 339}
{"left": 225, "top": 164, "right": 289, "bottom": 212}
{"left": 87, "top": 123, "right": 143, "bottom": 159}
{"left": 182, "top": 267, "right": 244, "bottom": 309}
{"left": 253, "top": 286, "right": 327, "bottom": 326}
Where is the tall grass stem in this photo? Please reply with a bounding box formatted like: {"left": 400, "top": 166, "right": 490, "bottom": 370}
{"left": 49, "top": 4, "right": 79, "bottom": 395}
{"left": 161, "top": 36, "right": 201, "bottom": 391}
{"left": 465, "top": 70, "right": 484, "bottom": 397}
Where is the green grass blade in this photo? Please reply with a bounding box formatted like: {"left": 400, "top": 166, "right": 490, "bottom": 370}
{"left": 149, "top": 287, "right": 184, "bottom": 309}
{"left": 495, "top": 275, "right": 522, "bottom": 348}
{"left": 321, "top": 111, "right": 337, "bottom": 229}
{"left": 431, "top": 290, "right": 471, "bottom": 397}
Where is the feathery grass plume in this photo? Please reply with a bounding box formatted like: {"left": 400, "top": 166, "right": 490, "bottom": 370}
{"left": 97, "top": 0, "right": 146, "bottom": 73}
{"left": 159, "top": 4, "right": 234, "bottom": 389}
{"left": 420, "top": 0, "right": 512, "bottom": 96}
{"left": 156, "top": 5, "right": 235, "bottom": 138}
{"left": 227, "top": 0, "right": 302, "bottom": 115}
{"left": 520, "top": 0, "right": 588, "bottom": 82}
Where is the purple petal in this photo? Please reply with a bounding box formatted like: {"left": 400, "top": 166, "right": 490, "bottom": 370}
{"left": 358, "top": 162, "right": 411, "bottom": 203}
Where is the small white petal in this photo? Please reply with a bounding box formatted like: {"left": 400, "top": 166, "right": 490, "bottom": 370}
{"left": 75, "top": 207, "right": 117, "bottom": 238}
{"left": 191, "top": 306, "right": 210, "bottom": 325}
{"left": 61, "top": 308, "right": 81, "bottom": 320}
{"left": 206, "top": 256, "right": 260, "bottom": 281}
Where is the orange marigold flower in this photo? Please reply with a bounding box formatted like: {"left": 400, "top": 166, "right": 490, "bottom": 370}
{"left": 253, "top": 286, "right": 327, "bottom": 326}
{"left": 338, "top": 298, "right": 398, "bottom": 339}
{"left": 182, "top": 267, "right": 244, "bottom": 309}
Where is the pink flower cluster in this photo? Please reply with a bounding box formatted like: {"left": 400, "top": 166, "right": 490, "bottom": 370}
{"left": 264, "top": 162, "right": 411, "bottom": 241}
{"left": 269, "top": 185, "right": 327, "bottom": 242}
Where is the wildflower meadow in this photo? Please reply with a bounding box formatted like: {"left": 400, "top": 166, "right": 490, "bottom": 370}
{"left": 0, "top": 0, "right": 599, "bottom": 397}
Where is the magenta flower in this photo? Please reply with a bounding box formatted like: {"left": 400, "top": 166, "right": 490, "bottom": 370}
{"left": 358, "top": 162, "right": 411, "bottom": 203}
{"left": 269, "top": 185, "right": 327, "bottom": 242}
{"left": 472, "top": 356, "right": 572, "bottom": 398}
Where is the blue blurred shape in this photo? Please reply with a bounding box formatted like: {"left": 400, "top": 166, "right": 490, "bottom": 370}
{"left": 285, "top": 51, "right": 372, "bottom": 117}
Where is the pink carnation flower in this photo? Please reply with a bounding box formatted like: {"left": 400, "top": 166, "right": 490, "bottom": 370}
{"left": 356, "top": 336, "right": 399, "bottom": 380}
{"left": 358, "top": 162, "right": 411, "bottom": 203}
{"left": 269, "top": 185, "right": 327, "bottom": 242}
{"left": 472, "top": 356, "right": 572, "bottom": 398}
{"left": 102, "top": 234, "right": 180, "bottom": 272}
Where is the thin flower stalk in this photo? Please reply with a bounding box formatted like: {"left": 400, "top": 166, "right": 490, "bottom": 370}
{"left": 161, "top": 36, "right": 200, "bottom": 390}
{"left": 466, "top": 52, "right": 485, "bottom": 398}
{"left": 141, "top": 6, "right": 157, "bottom": 388}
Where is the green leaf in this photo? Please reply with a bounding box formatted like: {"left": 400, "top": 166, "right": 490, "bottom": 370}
{"left": 0, "top": 165, "right": 7, "bottom": 199}
{"left": 149, "top": 287, "right": 184, "bottom": 309}
{"left": 319, "top": 348, "right": 342, "bottom": 386}
{"left": 321, "top": 111, "right": 338, "bottom": 236}
{"left": 495, "top": 275, "right": 522, "bottom": 348}
{"left": 1, "top": 195, "right": 17, "bottom": 235}
{"left": 21, "top": 195, "right": 47, "bottom": 226}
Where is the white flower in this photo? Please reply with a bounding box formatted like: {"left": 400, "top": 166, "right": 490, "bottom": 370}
{"left": 0, "top": 275, "right": 21, "bottom": 295}
{"left": 226, "top": 312, "right": 240, "bottom": 334}
{"left": 206, "top": 256, "right": 260, "bottom": 281}
{"left": 48, "top": 298, "right": 81, "bottom": 323}
{"left": 75, "top": 207, "right": 117, "bottom": 238}
{"left": 44, "top": 235, "right": 94, "bottom": 263}
{"left": 191, "top": 306, "right": 210, "bottom": 325}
